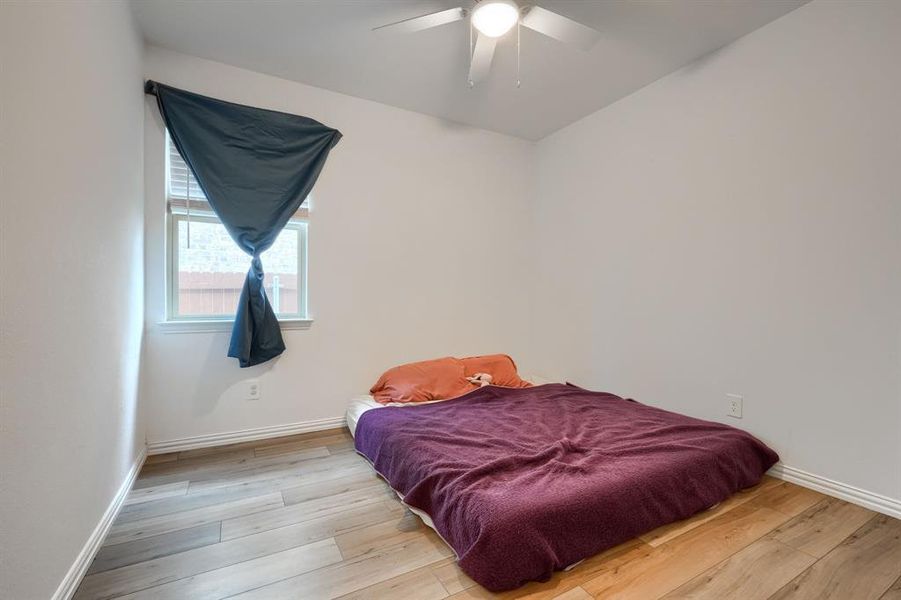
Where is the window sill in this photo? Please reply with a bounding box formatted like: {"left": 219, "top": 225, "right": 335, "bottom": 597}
{"left": 156, "top": 318, "right": 313, "bottom": 334}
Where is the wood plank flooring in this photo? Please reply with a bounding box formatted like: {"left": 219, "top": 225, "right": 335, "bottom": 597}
{"left": 75, "top": 428, "right": 901, "bottom": 599}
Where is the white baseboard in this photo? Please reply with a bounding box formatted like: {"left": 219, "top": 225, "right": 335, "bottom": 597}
{"left": 52, "top": 446, "right": 147, "bottom": 600}
{"left": 146, "top": 416, "right": 347, "bottom": 455}
{"left": 768, "top": 463, "right": 901, "bottom": 519}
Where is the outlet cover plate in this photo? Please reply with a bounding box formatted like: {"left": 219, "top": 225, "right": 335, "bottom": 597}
{"left": 726, "top": 393, "right": 743, "bottom": 418}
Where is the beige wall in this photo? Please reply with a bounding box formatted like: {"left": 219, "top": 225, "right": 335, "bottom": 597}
{"left": 532, "top": 0, "right": 901, "bottom": 500}
{"left": 0, "top": 2, "right": 146, "bottom": 598}
{"left": 141, "top": 47, "right": 536, "bottom": 445}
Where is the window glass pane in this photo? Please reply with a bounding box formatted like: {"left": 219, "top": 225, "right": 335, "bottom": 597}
{"left": 176, "top": 220, "right": 301, "bottom": 317}
{"left": 264, "top": 228, "right": 300, "bottom": 316}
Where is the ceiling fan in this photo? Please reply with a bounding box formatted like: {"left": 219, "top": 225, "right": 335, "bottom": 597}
{"left": 373, "top": 0, "right": 601, "bottom": 87}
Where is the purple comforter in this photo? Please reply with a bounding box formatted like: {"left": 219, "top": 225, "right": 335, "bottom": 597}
{"left": 354, "top": 383, "right": 778, "bottom": 591}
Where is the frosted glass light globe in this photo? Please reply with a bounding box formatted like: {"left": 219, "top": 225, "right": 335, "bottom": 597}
{"left": 471, "top": 1, "right": 519, "bottom": 38}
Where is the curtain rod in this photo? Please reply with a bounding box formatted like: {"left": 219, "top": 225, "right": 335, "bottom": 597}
{"left": 144, "top": 80, "right": 158, "bottom": 96}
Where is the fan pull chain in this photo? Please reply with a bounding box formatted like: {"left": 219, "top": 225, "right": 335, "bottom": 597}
{"left": 468, "top": 18, "right": 474, "bottom": 88}
{"left": 516, "top": 21, "right": 521, "bottom": 88}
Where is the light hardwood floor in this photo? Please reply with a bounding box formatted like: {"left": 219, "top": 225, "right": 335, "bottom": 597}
{"left": 75, "top": 428, "right": 901, "bottom": 599}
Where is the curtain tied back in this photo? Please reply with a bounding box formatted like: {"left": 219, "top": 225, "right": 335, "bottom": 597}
{"left": 146, "top": 80, "right": 342, "bottom": 367}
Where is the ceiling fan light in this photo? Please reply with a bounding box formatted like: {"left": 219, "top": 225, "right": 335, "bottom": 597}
{"left": 471, "top": 0, "right": 519, "bottom": 38}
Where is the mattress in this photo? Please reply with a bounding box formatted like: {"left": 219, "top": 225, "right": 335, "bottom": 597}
{"left": 345, "top": 376, "right": 557, "bottom": 546}
{"left": 352, "top": 383, "right": 779, "bottom": 592}
{"left": 345, "top": 396, "right": 454, "bottom": 436}
{"left": 345, "top": 396, "right": 382, "bottom": 437}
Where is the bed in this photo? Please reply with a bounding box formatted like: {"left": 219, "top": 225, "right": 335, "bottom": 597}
{"left": 348, "top": 382, "right": 778, "bottom": 592}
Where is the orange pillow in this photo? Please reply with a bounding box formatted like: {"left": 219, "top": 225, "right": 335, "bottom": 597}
{"left": 462, "top": 354, "right": 532, "bottom": 388}
{"left": 370, "top": 357, "right": 471, "bottom": 404}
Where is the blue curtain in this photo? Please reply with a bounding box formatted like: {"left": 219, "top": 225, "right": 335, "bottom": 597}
{"left": 146, "top": 81, "right": 342, "bottom": 367}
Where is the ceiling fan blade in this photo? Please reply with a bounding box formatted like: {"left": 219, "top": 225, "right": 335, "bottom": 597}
{"left": 520, "top": 6, "right": 601, "bottom": 51}
{"left": 373, "top": 7, "right": 466, "bottom": 33}
{"left": 468, "top": 33, "right": 497, "bottom": 85}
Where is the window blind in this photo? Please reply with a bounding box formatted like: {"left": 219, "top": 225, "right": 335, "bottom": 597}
{"left": 167, "top": 140, "right": 207, "bottom": 201}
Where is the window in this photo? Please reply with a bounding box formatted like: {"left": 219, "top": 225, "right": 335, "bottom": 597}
{"left": 166, "top": 135, "right": 308, "bottom": 321}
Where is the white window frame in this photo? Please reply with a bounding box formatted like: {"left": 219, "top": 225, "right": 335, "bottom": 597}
{"left": 161, "top": 136, "right": 312, "bottom": 332}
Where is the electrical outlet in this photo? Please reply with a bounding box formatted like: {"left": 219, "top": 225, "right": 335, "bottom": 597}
{"left": 726, "top": 393, "right": 743, "bottom": 419}
{"left": 246, "top": 379, "right": 260, "bottom": 401}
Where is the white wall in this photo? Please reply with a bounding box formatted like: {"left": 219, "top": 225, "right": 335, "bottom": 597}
{"left": 533, "top": 0, "right": 901, "bottom": 500}
{"left": 0, "top": 3, "right": 146, "bottom": 599}
{"left": 0, "top": 8, "right": 897, "bottom": 596}
{"left": 142, "top": 47, "right": 536, "bottom": 445}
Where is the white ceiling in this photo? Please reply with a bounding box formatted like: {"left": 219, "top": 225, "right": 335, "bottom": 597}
{"left": 132, "top": 0, "right": 808, "bottom": 140}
